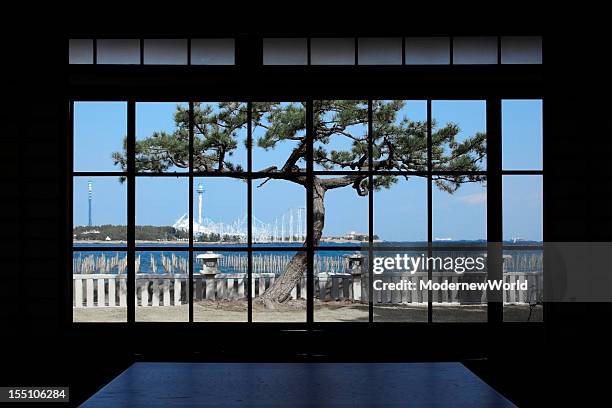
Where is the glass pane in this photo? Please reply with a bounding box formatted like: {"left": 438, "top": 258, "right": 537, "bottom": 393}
{"left": 73, "top": 177, "right": 126, "bottom": 246}
{"left": 194, "top": 250, "right": 247, "bottom": 322}
{"left": 318, "top": 175, "right": 369, "bottom": 245}
{"left": 358, "top": 38, "right": 402, "bottom": 65}
{"left": 135, "top": 250, "right": 188, "bottom": 322}
{"left": 405, "top": 37, "right": 450, "bottom": 65}
{"left": 252, "top": 102, "right": 306, "bottom": 173}
{"left": 191, "top": 39, "right": 235, "bottom": 65}
{"left": 374, "top": 176, "right": 427, "bottom": 243}
{"left": 194, "top": 102, "right": 247, "bottom": 172}
{"left": 136, "top": 102, "right": 189, "bottom": 173}
{"left": 69, "top": 39, "right": 93, "bottom": 64}
{"left": 252, "top": 179, "right": 305, "bottom": 245}
{"left": 314, "top": 250, "right": 369, "bottom": 322}
{"left": 252, "top": 250, "right": 307, "bottom": 322}
{"left": 432, "top": 181, "right": 487, "bottom": 243}
{"left": 431, "top": 248, "right": 488, "bottom": 322}
{"left": 136, "top": 177, "right": 189, "bottom": 246}
{"left": 193, "top": 177, "right": 247, "bottom": 248}
{"left": 373, "top": 100, "right": 427, "bottom": 171}
{"left": 502, "top": 100, "right": 543, "bottom": 170}
{"left": 503, "top": 247, "right": 543, "bottom": 322}
{"left": 501, "top": 36, "right": 542, "bottom": 64}
{"left": 144, "top": 39, "right": 187, "bottom": 65}
{"left": 453, "top": 37, "right": 497, "bottom": 65}
{"left": 263, "top": 38, "right": 307, "bottom": 65}
{"left": 431, "top": 100, "right": 487, "bottom": 171}
{"left": 97, "top": 39, "right": 140, "bottom": 65}
{"left": 311, "top": 38, "right": 354, "bottom": 65}
{"left": 73, "top": 101, "right": 127, "bottom": 172}
{"left": 314, "top": 100, "right": 368, "bottom": 171}
{"left": 73, "top": 250, "right": 127, "bottom": 322}
{"left": 503, "top": 175, "right": 543, "bottom": 242}
{"left": 372, "top": 249, "right": 428, "bottom": 322}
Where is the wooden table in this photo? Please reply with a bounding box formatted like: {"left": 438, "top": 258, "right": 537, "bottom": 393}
{"left": 81, "top": 362, "right": 516, "bottom": 407}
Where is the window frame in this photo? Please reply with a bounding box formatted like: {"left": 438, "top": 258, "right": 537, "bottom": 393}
{"left": 69, "top": 97, "right": 544, "bottom": 327}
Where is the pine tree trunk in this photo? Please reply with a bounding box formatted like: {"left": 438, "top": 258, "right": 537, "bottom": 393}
{"left": 259, "top": 180, "right": 326, "bottom": 307}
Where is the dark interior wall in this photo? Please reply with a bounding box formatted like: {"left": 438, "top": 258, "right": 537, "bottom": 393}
{"left": 1, "top": 42, "right": 62, "bottom": 330}
{"left": 2, "top": 37, "right": 66, "bottom": 403}
{"left": 1, "top": 35, "right": 132, "bottom": 405}
{"left": 1, "top": 29, "right": 608, "bottom": 406}
{"left": 537, "top": 33, "right": 611, "bottom": 405}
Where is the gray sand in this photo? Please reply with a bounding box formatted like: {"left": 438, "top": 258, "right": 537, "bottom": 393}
{"left": 73, "top": 301, "right": 541, "bottom": 323}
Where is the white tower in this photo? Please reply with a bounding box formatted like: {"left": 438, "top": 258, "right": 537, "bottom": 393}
{"left": 87, "top": 180, "right": 93, "bottom": 227}
{"left": 197, "top": 182, "right": 204, "bottom": 228}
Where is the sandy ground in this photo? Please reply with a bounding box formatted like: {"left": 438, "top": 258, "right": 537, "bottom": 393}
{"left": 73, "top": 301, "right": 542, "bottom": 323}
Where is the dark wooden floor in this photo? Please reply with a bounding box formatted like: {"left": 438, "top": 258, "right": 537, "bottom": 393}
{"left": 80, "top": 362, "right": 515, "bottom": 407}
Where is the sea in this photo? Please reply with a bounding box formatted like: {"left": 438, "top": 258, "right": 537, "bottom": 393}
{"left": 73, "top": 241, "right": 543, "bottom": 275}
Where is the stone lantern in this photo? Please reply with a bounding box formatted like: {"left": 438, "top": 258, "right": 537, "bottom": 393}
{"left": 196, "top": 252, "right": 222, "bottom": 276}
{"left": 344, "top": 252, "right": 364, "bottom": 301}
{"left": 345, "top": 252, "right": 364, "bottom": 275}
{"left": 196, "top": 252, "right": 223, "bottom": 300}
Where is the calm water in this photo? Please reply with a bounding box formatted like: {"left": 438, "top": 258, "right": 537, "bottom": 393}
{"left": 73, "top": 241, "right": 543, "bottom": 275}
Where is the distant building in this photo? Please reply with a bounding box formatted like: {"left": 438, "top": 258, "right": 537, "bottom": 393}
{"left": 343, "top": 231, "right": 369, "bottom": 241}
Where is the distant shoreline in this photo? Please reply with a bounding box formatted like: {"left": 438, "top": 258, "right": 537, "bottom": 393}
{"left": 73, "top": 239, "right": 542, "bottom": 245}
{"left": 73, "top": 239, "right": 371, "bottom": 244}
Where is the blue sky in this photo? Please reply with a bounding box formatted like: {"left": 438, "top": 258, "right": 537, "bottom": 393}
{"left": 73, "top": 100, "right": 543, "bottom": 241}
{"left": 502, "top": 100, "right": 542, "bottom": 170}
{"left": 254, "top": 102, "right": 303, "bottom": 171}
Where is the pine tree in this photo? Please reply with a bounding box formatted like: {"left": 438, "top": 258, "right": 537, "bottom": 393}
{"left": 113, "top": 101, "right": 485, "bottom": 306}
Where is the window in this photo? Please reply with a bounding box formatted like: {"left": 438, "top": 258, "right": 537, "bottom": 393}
{"left": 263, "top": 38, "right": 308, "bottom": 65}
{"left": 71, "top": 98, "right": 543, "bottom": 324}
{"left": 72, "top": 101, "right": 128, "bottom": 322}
{"left": 253, "top": 102, "right": 305, "bottom": 172}
{"left": 501, "top": 36, "right": 542, "bottom": 64}
{"left": 73, "top": 177, "right": 126, "bottom": 246}
{"left": 405, "top": 37, "right": 450, "bottom": 65}
{"left": 97, "top": 39, "right": 140, "bottom": 65}
{"left": 313, "top": 100, "right": 368, "bottom": 171}
{"left": 135, "top": 250, "right": 189, "bottom": 322}
{"left": 193, "top": 177, "right": 247, "bottom": 248}
{"left": 70, "top": 37, "right": 543, "bottom": 66}
{"left": 191, "top": 39, "right": 235, "bottom": 65}
{"left": 69, "top": 39, "right": 93, "bottom": 64}
{"left": 502, "top": 100, "right": 543, "bottom": 322}
{"left": 358, "top": 38, "right": 402, "bottom": 65}
{"left": 136, "top": 102, "right": 190, "bottom": 173}
{"left": 68, "top": 38, "right": 236, "bottom": 66}
{"left": 502, "top": 100, "right": 543, "bottom": 170}
{"left": 73, "top": 250, "right": 128, "bottom": 322}
{"left": 194, "top": 249, "right": 249, "bottom": 322}
{"left": 453, "top": 37, "right": 498, "bottom": 65}
{"left": 143, "top": 39, "right": 188, "bottom": 65}
{"left": 73, "top": 101, "right": 127, "bottom": 172}
{"left": 430, "top": 101, "right": 487, "bottom": 322}
{"left": 310, "top": 38, "right": 355, "bottom": 65}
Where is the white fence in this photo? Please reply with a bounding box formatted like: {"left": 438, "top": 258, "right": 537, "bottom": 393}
{"left": 73, "top": 271, "right": 543, "bottom": 307}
